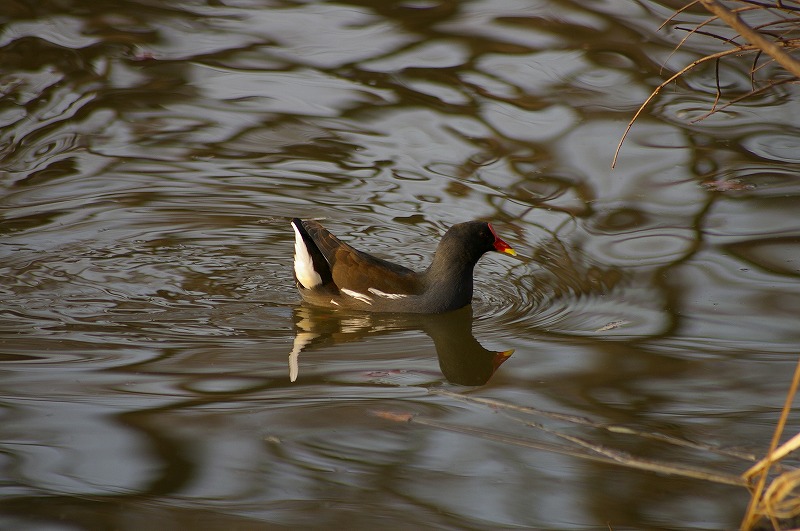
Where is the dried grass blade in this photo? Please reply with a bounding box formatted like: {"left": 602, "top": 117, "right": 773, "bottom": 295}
{"left": 741, "top": 355, "right": 800, "bottom": 530}
{"left": 746, "top": 432, "right": 800, "bottom": 479}
{"left": 432, "top": 389, "right": 758, "bottom": 461}
{"left": 374, "top": 410, "right": 746, "bottom": 487}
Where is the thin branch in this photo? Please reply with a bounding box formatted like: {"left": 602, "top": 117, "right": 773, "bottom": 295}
{"left": 658, "top": 0, "right": 700, "bottom": 32}
{"left": 689, "top": 76, "right": 796, "bottom": 122}
{"left": 612, "top": 46, "right": 754, "bottom": 168}
{"left": 699, "top": 0, "right": 800, "bottom": 77}
{"left": 662, "top": 16, "right": 723, "bottom": 75}
{"left": 737, "top": 0, "right": 800, "bottom": 13}
{"left": 615, "top": 2, "right": 800, "bottom": 168}
{"left": 751, "top": 50, "right": 763, "bottom": 88}
{"left": 711, "top": 56, "right": 724, "bottom": 113}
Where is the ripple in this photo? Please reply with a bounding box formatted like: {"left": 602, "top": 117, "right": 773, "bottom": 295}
{"left": 476, "top": 268, "right": 668, "bottom": 339}
{"left": 362, "top": 39, "right": 470, "bottom": 71}
{"left": 716, "top": 166, "right": 800, "bottom": 198}
{"left": 0, "top": 16, "right": 100, "bottom": 48}
{"left": 741, "top": 131, "right": 800, "bottom": 164}
{"left": 237, "top": 5, "right": 415, "bottom": 69}
{"left": 725, "top": 236, "right": 800, "bottom": 277}
{"left": 528, "top": 291, "right": 669, "bottom": 337}
{"left": 659, "top": 85, "right": 795, "bottom": 131}
{"left": 472, "top": 235, "right": 667, "bottom": 339}
{"left": 588, "top": 227, "right": 697, "bottom": 267}
{"left": 482, "top": 101, "right": 579, "bottom": 143}
{"left": 0, "top": 1, "right": 795, "bottom": 527}
{"left": 192, "top": 66, "right": 397, "bottom": 117}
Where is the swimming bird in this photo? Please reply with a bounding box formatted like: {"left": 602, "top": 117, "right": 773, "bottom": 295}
{"left": 291, "top": 218, "right": 516, "bottom": 313}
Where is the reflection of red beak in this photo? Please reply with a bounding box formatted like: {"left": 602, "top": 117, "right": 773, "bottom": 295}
{"left": 488, "top": 223, "right": 517, "bottom": 256}
{"left": 493, "top": 349, "right": 514, "bottom": 372}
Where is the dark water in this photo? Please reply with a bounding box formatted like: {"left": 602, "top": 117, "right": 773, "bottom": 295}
{"left": 2, "top": 0, "right": 799, "bottom": 528}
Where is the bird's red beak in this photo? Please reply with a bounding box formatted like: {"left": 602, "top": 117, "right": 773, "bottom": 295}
{"left": 488, "top": 223, "right": 517, "bottom": 256}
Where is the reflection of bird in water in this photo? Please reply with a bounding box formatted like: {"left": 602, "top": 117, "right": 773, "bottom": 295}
{"left": 288, "top": 305, "right": 512, "bottom": 386}
{"left": 423, "top": 307, "right": 513, "bottom": 386}
{"left": 291, "top": 218, "right": 516, "bottom": 313}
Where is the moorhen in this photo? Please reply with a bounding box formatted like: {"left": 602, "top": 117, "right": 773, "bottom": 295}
{"left": 291, "top": 218, "right": 516, "bottom": 313}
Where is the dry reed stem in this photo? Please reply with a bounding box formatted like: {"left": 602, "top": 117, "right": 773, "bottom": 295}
{"left": 746, "top": 433, "right": 800, "bottom": 479}
{"left": 740, "top": 355, "right": 800, "bottom": 530}
{"left": 425, "top": 358, "right": 800, "bottom": 528}
{"left": 760, "top": 469, "right": 800, "bottom": 520}
{"left": 405, "top": 355, "right": 800, "bottom": 528}
{"left": 433, "top": 388, "right": 758, "bottom": 461}
{"left": 373, "top": 409, "right": 747, "bottom": 486}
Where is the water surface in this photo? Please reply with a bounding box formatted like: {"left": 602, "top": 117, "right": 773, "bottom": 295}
{"left": 2, "top": 0, "right": 800, "bottom": 529}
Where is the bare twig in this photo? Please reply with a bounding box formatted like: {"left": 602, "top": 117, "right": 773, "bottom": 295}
{"left": 658, "top": 0, "right": 700, "bottom": 32}
{"left": 613, "top": 1, "right": 800, "bottom": 168}
{"left": 612, "top": 46, "right": 752, "bottom": 168}
{"left": 738, "top": 0, "right": 800, "bottom": 13}
{"left": 689, "top": 76, "right": 795, "bottom": 121}
{"left": 698, "top": 0, "right": 800, "bottom": 77}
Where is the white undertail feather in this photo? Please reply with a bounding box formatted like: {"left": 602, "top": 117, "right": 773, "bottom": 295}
{"left": 292, "top": 222, "right": 322, "bottom": 289}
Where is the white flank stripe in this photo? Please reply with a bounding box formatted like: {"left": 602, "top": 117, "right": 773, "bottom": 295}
{"left": 368, "top": 287, "right": 407, "bottom": 300}
{"left": 330, "top": 299, "right": 339, "bottom": 306}
{"left": 341, "top": 288, "right": 372, "bottom": 304}
{"left": 292, "top": 223, "right": 322, "bottom": 289}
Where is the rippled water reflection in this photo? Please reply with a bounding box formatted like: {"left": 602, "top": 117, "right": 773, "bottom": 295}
{"left": 2, "top": 0, "right": 800, "bottom": 528}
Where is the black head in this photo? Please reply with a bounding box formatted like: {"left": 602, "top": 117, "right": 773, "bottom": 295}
{"left": 441, "top": 221, "right": 516, "bottom": 260}
{"left": 424, "top": 221, "right": 516, "bottom": 310}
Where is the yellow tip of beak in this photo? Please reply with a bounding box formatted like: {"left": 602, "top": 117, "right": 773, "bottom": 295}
{"left": 503, "top": 247, "right": 517, "bottom": 257}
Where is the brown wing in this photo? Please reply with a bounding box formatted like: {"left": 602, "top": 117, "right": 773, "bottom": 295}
{"left": 300, "top": 220, "right": 422, "bottom": 295}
